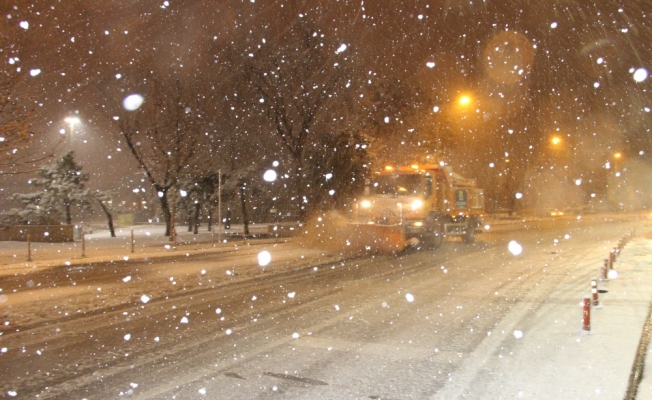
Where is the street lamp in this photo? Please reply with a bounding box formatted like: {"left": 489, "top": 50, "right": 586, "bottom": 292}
{"left": 545, "top": 134, "right": 570, "bottom": 171}
{"left": 551, "top": 136, "right": 562, "bottom": 146}
{"left": 432, "top": 93, "right": 475, "bottom": 159}
{"left": 458, "top": 95, "right": 472, "bottom": 107}
{"left": 613, "top": 152, "right": 622, "bottom": 172}
{"left": 64, "top": 117, "right": 81, "bottom": 149}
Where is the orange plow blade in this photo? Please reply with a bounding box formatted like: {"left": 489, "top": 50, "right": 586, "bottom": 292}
{"left": 297, "top": 213, "right": 412, "bottom": 254}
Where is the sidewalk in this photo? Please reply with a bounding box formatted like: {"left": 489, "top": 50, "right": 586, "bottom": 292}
{"left": 625, "top": 232, "right": 652, "bottom": 399}
{"left": 0, "top": 223, "right": 284, "bottom": 277}
{"left": 537, "top": 231, "right": 652, "bottom": 399}
{"left": 434, "top": 229, "right": 652, "bottom": 399}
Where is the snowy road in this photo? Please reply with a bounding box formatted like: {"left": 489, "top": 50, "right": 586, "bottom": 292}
{"left": 0, "top": 214, "right": 647, "bottom": 399}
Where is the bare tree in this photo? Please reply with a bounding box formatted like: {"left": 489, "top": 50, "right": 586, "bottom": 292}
{"left": 102, "top": 74, "right": 211, "bottom": 236}
{"left": 0, "top": 21, "right": 58, "bottom": 175}
{"left": 92, "top": 190, "right": 116, "bottom": 237}
{"left": 225, "top": 18, "right": 361, "bottom": 219}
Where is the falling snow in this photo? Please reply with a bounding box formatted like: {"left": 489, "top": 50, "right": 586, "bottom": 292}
{"left": 2, "top": 2, "right": 652, "bottom": 398}
{"left": 508, "top": 241, "right": 523, "bottom": 256}
{"left": 123, "top": 94, "right": 144, "bottom": 111}
{"left": 258, "top": 251, "right": 272, "bottom": 266}
{"left": 633, "top": 68, "right": 648, "bottom": 83}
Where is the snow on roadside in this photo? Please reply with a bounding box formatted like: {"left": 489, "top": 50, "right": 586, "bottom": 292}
{"left": 0, "top": 244, "right": 343, "bottom": 335}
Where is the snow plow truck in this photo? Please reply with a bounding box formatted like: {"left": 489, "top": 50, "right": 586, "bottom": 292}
{"left": 352, "top": 164, "right": 485, "bottom": 252}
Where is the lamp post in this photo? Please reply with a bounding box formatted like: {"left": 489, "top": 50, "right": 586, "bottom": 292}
{"left": 64, "top": 117, "right": 80, "bottom": 149}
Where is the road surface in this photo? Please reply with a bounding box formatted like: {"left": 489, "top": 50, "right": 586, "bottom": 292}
{"left": 0, "top": 214, "right": 646, "bottom": 399}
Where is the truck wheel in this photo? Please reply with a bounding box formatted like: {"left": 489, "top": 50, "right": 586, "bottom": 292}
{"left": 463, "top": 222, "right": 476, "bottom": 243}
{"left": 430, "top": 222, "right": 444, "bottom": 249}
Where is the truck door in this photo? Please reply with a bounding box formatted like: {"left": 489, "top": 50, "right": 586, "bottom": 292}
{"left": 424, "top": 174, "right": 433, "bottom": 198}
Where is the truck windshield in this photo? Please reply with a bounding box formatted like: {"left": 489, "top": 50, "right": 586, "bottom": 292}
{"left": 372, "top": 174, "right": 423, "bottom": 196}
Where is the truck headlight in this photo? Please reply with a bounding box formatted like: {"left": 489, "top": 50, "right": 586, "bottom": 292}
{"left": 411, "top": 200, "right": 423, "bottom": 210}
{"left": 361, "top": 200, "right": 372, "bottom": 208}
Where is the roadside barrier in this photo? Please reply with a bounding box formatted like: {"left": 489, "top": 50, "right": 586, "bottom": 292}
{"left": 591, "top": 278, "right": 601, "bottom": 308}
{"left": 585, "top": 229, "right": 636, "bottom": 331}
{"left": 583, "top": 296, "right": 591, "bottom": 332}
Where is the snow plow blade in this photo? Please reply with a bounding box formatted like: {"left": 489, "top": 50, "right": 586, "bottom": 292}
{"left": 297, "top": 213, "right": 413, "bottom": 254}
{"left": 350, "top": 223, "right": 409, "bottom": 253}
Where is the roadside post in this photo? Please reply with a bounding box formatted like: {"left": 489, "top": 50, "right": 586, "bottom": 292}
{"left": 600, "top": 260, "right": 608, "bottom": 280}
{"left": 218, "top": 169, "right": 222, "bottom": 245}
{"left": 27, "top": 234, "right": 32, "bottom": 261}
{"left": 582, "top": 296, "right": 591, "bottom": 332}
{"left": 591, "top": 278, "right": 601, "bottom": 308}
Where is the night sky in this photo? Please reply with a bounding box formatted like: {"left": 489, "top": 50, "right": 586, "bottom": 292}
{"left": 2, "top": 0, "right": 651, "bottom": 209}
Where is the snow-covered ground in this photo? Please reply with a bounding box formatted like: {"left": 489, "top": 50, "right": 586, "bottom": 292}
{"left": 0, "top": 223, "right": 275, "bottom": 277}
{"left": 0, "top": 224, "right": 337, "bottom": 335}
{"left": 436, "top": 230, "right": 652, "bottom": 399}
{"left": 0, "top": 219, "right": 652, "bottom": 399}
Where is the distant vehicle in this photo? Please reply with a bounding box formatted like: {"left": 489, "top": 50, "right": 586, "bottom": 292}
{"left": 542, "top": 209, "right": 565, "bottom": 217}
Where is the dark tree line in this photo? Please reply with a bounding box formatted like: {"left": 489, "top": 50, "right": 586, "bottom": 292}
{"left": 91, "top": 12, "right": 373, "bottom": 235}
{"left": 5, "top": 0, "right": 652, "bottom": 225}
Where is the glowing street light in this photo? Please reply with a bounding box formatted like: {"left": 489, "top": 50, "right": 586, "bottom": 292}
{"left": 613, "top": 152, "right": 623, "bottom": 172}
{"left": 547, "top": 135, "right": 569, "bottom": 167}
{"left": 64, "top": 116, "right": 81, "bottom": 149}
{"left": 432, "top": 93, "right": 476, "bottom": 157}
